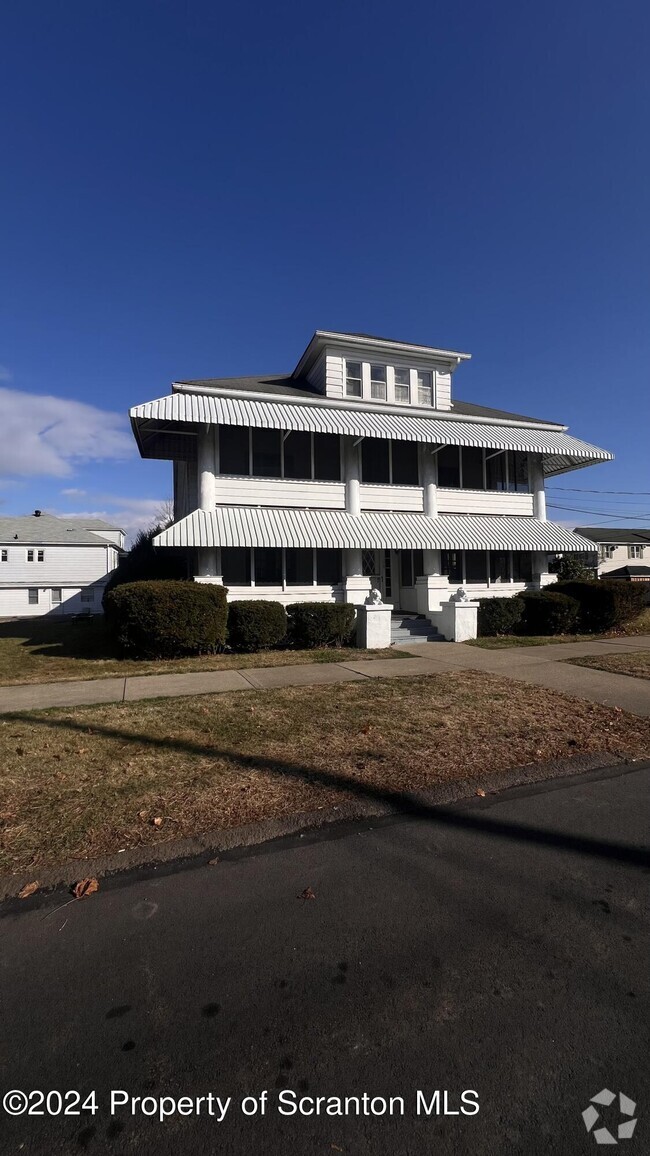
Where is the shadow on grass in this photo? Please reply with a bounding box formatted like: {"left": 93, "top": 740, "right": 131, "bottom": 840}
{"left": 5, "top": 709, "right": 649, "bottom": 871}
{"left": 0, "top": 617, "right": 118, "bottom": 661}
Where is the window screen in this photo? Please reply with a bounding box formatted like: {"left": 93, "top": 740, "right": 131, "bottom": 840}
{"left": 441, "top": 550, "right": 462, "bottom": 583}
{"left": 219, "top": 426, "right": 250, "bottom": 475}
{"left": 462, "top": 447, "right": 484, "bottom": 489}
{"left": 437, "top": 446, "right": 460, "bottom": 488}
{"left": 512, "top": 552, "right": 533, "bottom": 582}
{"left": 252, "top": 429, "right": 281, "bottom": 478}
{"left": 391, "top": 440, "right": 419, "bottom": 485}
{"left": 316, "top": 549, "right": 342, "bottom": 585}
{"left": 486, "top": 452, "right": 507, "bottom": 491}
{"left": 254, "top": 548, "right": 282, "bottom": 585}
{"left": 465, "top": 550, "right": 488, "bottom": 584}
{"left": 285, "top": 549, "right": 313, "bottom": 585}
{"left": 222, "top": 547, "right": 251, "bottom": 585}
{"left": 313, "top": 433, "right": 341, "bottom": 481}
{"left": 361, "top": 438, "right": 390, "bottom": 483}
{"left": 283, "top": 431, "right": 312, "bottom": 479}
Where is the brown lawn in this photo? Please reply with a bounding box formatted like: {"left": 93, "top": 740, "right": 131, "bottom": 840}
{"left": 1, "top": 671, "right": 648, "bottom": 874}
{"left": 567, "top": 652, "right": 650, "bottom": 681}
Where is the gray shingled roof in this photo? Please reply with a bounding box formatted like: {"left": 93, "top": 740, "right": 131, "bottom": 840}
{"left": 605, "top": 565, "right": 650, "bottom": 578}
{"left": 176, "top": 374, "right": 560, "bottom": 427}
{"left": 0, "top": 513, "right": 118, "bottom": 546}
{"left": 576, "top": 527, "right": 650, "bottom": 545}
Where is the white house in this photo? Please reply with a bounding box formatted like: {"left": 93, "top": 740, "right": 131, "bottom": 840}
{"left": 0, "top": 512, "right": 124, "bottom": 618}
{"left": 130, "top": 331, "right": 612, "bottom": 637}
{"left": 575, "top": 527, "right": 650, "bottom": 583}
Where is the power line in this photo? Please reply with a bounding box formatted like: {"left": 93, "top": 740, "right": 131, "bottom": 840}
{"left": 547, "top": 503, "right": 650, "bottom": 522}
{"left": 547, "top": 486, "right": 650, "bottom": 495}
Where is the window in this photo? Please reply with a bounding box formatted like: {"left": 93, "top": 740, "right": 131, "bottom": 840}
{"left": 441, "top": 550, "right": 463, "bottom": 583}
{"left": 600, "top": 544, "right": 615, "bottom": 560}
{"left": 465, "top": 551, "right": 488, "bottom": 584}
{"left": 286, "top": 548, "right": 314, "bottom": 585}
{"left": 461, "top": 447, "right": 485, "bottom": 490}
{"left": 345, "top": 360, "right": 362, "bottom": 398}
{"left": 37, "top": 549, "right": 44, "bottom": 562}
{"left": 254, "top": 548, "right": 282, "bottom": 585}
{"left": 486, "top": 451, "right": 507, "bottom": 491}
{"left": 361, "top": 438, "right": 390, "bottom": 484}
{"left": 222, "top": 547, "right": 251, "bottom": 586}
{"left": 51, "top": 588, "right": 62, "bottom": 604}
{"left": 1, "top": 549, "right": 7, "bottom": 562}
{"left": 394, "top": 368, "right": 410, "bottom": 404}
{"left": 80, "top": 591, "right": 95, "bottom": 603}
{"left": 370, "top": 364, "right": 387, "bottom": 401}
{"left": 362, "top": 550, "right": 378, "bottom": 578}
{"left": 417, "top": 370, "right": 433, "bottom": 406}
{"left": 399, "top": 549, "right": 423, "bottom": 588}
{"left": 316, "top": 549, "right": 342, "bottom": 585}
{"left": 628, "top": 545, "right": 644, "bottom": 559}
{"left": 28, "top": 588, "right": 39, "bottom": 605}
{"left": 313, "top": 433, "right": 341, "bottom": 481}
{"left": 27, "top": 549, "right": 34, "bottom": 562}
{"left": 512, "top": 552, "right": 533, "bottom": 583}
{"left": 507, "top": 451, "right": 529, "bottom": 493}
{"left": 252, "top": 428, "right": 281, "bottom": 478}
{"left": 437, "top": 446, "right": 461, "bottom": 488}
{"left": 220, "top": 426, "right": 250, "bottom": 475}
{"left": 489, "top": 551, "right": 510, "bottom": 583}
{"left": 389, "top": 440, "right": 417, "bottom": 485}
{"left": 283, "top": 431, "right": 311, "bottom": 480}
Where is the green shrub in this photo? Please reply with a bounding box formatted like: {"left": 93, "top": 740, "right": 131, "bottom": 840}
{"left": 517, "top": 590, "right": 580, "bottom": 636}
{"left": 477, "top": 597, "right": 525, "bottom": 637}
{"left": 227, "top": 600, "right": 287, "bottom": 652}
{"left": 104, "top": 580, "right": 228, "bottom": 658}
{"left": 555, "top": 580, "right": 647, "bottom": 633}
{"left": 287, "top": 602, "right": 356, "bottom": 649}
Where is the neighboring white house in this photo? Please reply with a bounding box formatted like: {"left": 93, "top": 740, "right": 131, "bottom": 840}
{"left": 0, "top": 512, "right": 124, "bottom": 618}
{"left": 575, "top": 527, "right": 650, "bottom": 583}
{"left": 129, "top": 330, "right": 612, "bottom": 624}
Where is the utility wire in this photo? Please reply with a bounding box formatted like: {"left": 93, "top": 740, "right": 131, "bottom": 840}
{"left": 548, "top": 503, "right": 650, "bottom": 522}
{"left": 547, "top": 486, "right": 650, "bottom": 495}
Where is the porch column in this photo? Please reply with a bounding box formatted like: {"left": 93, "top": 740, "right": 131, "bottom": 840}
{"left": 415, "top": 547, "right": 450, "bottom": 614}
{"left": 343, "top": 547, "right": 371, "bottom": 605}
{"left": 196, "top": 427, "right": 218, "bottom": 579}
{"left": 420, "top": 446, "right": 438, "bottom": 518}
{"left": 343, "top": 436, "right": 361, "bottom": 516}
{"left": 531, "top": 551, "right": 553, "bottom": 590}
{"left": 530, "top": 455, "right": 547, "bottom": 522}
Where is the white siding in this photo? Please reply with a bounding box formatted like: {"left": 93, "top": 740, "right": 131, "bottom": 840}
{"left": 599, "top": 544, "right": 646, "bottom": 574}
{"left": 324, "top": 352, "right": 345, "bottom": 399}
{"left": 438, "top": 489, "right": 535, "bottom": 516}
{"left": 215, "top": 476, "right": 346, "bottom": 509}
{"left": 0, "top": 544, "right": 115, "bottom": 586}
{"left": 436, "top": 370, "right": 452, "bottom": 410}
{"left": 88, "top": 528, "right": 124, "bottom": 547}
{"left": 0, "top": 583, "right": 107, "bottom": 618}
{"left": 359, "top": 484, "right": 424, "bottom": 512}
{"left": 227, "top": 584, "right": 341, "bottom": 606}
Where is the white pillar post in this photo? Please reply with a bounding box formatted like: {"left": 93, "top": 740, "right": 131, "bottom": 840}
{"left": 421, "top": 446, "right": 438, "bottom": 518}
{"left": 344, "top": 436, "right": 361, "bottom": 516}
{"left": 531, "top": 455, "right": 547, "bottom": 522}
{"left": 196, "top": 427, "right": 218, "bottom": 579}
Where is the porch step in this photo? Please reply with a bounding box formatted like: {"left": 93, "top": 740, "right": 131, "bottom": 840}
{"left": 390, "top": 613, "right": 444, "bottom": 644}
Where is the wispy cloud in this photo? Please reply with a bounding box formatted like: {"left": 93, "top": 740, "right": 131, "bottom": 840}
{"left": 60, "top": 497, "right": 168, "bottom": 541}
{"left": 0, "top": 387, "right": 133, "bottom": 480}
{"left": 0, "top": 365, "right": 13, "bottom": 383}
{"left": 60, "top": 487, "right": 87, "bottom": 497}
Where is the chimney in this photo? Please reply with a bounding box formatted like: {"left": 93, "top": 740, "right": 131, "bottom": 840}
{"left": 34, "top": 510, "right": 41, "bottom": 517}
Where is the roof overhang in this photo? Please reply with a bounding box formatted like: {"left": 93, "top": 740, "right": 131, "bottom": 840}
{"left": 154, "top": 507, "right": 597, "bottom": 554}
{"left": 130, "top": 393, "right": 612, "bottom": 476}
{"left": 292, "top": 330, "right": 472, "bottom": 378}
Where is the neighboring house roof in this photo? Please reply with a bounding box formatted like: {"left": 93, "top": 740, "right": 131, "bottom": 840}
{"left": 576, "top": 527, "right": 650, "bottom": 545}
{"left": 132, "top": 393, "right": 610, "bottom": 475}
{"left": 155, "top": 507, "right": 595, "bottom": 553}
{"left": 0, "top": 513, "right": 119, "bottom": 547}
{"left": 604, "top": 565, "right": 650, "bottom": 578}
{"left": 174, "top": 374, "right": 560, "bottom": 427}
{"left": 73, "top": 517, "right": 124, "bottom": 532}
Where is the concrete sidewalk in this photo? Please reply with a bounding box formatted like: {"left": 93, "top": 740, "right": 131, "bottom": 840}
{"left": 0, "top": 634, "right": 648, "bottom": 716}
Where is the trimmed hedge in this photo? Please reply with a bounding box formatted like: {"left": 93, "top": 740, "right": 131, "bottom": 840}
{"left": 227, "top": 600, "right": 287, "bottom": 652}
{"left": 555, "top": 580, "right": 647, "bottom": 633}
{"left": 477, "top": 597, "right": 525, "bottom": 637}
{"left": 104, "top": 580, "right": 228, "bottom": 658}
{"left": 517, "top": 590, "right": 580, "bottom": 636}
{"left": 287, "top": 602, "right": 356, "bottom": 649}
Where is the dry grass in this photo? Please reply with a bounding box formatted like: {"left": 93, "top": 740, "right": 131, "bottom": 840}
{"left": 567, "top": 652, "right": 650, "bottom": 681}
{"left": 466, "top": 634, "right": 591, "bottom": 649}
{"left": 0, "top": 617, "right": 401, "bottom": 686}
{"left": 2, "top": 671, "right": 648, "bottom": 874}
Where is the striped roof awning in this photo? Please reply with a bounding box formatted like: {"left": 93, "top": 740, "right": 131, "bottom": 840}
{"left": 154, "top": 507, "right": 596, "bottom": 553}
{"left": 130, "top": 393, "right": 612, "bottom": 476}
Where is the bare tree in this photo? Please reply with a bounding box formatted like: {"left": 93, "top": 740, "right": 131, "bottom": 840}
{"left": 154, "top": 498, "right": 175, "bottom": 529}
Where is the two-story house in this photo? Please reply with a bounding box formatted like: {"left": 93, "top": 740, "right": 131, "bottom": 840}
{"left": 0, "top": 512, "right": 124, "bottom": 617}
{"left": 130, "top": 331, "right": 611, "bottom": 623}
{"left": 575, "top": 527, "right": 650, "bottom": 584}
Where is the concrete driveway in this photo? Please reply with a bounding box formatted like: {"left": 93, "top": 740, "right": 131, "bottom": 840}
{"left": 1, "top": 762, "right": 648, "bottom": 1155}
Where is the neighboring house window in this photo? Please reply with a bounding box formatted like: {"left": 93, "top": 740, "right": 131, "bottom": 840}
{"left": 600, "top": 545, "right": 615, "bottom": 560}
{"left": 370, "top": 364, "right": 387, "bottom": 401}
{"left": 37, "top": 549, "right": 44, "bottom": 561}
{"left": 51, "top": 588, "right": 62, "bottom": 604}
{"left": 417, "top": 370, "right": 433, "bottom": 406}
{"left": 345, "top": 361, "right": 362, "bottom": 398}
{"left": 27, "top": 549, "right": 34, "bottom": 562}
{"left": 80, "top": 591, "right": 95, "bottom": 603}
{"left": 1, "top": 549, "right": 7, "bottom": 562}
{"left": 28, "top": 588, "right": 39, "bottom": 605}
{"left": 394, "top": 368, "right": 410, "bottom": 403}
{"left": 628, "top": 545, "right": 644, "bottom": 559}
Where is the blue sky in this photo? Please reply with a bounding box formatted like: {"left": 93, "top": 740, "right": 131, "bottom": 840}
{"left": 1, "top": 0, "right": 649, "bottom": 536}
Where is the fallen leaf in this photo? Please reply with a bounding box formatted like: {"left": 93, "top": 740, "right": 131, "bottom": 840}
{"left": 475, "top": 788, "right": 486, "bottom": 797}
{"left": 72, "top": 878, "right": 99, "bottom": 899}
{"left": 208, "top": 857, "right": 220, "bottom": 866}
{"left": 18, "top": 881, "right": 39, "bottom": 899}
{"left": 331, "top": 1147, "right": 343, "bottom": 1152}
{"left": 361, "top": 724, "right": 371, "bottom": 735}
{"left": 152, "top": 816, "right": 164, "bottom": 828}
{"left": 298, "top": 886, "right": 316, "bottom": 901}
{"left": 138, "top": 810, "right": 148, "bottom": 821}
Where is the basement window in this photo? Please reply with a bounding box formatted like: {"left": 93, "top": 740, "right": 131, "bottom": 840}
{"left": 51, "top": 588, "right": 62, "bottom": 604}
{"left": 28, "top": 588, "right": 39, "bottom": 605}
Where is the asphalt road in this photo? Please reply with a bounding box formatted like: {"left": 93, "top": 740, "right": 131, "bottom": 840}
{"left": 1, "top": 763, "right": 649, "bottom": 1156}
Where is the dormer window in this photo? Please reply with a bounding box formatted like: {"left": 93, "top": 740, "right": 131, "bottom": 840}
{"left": 345, "top": 361, "right": 362, "bottom": 398}
{"left": 394, "top": 368, "right": 410, "bottom": 403}
{"left": 370, "top": 364, "right": 387, "bottom": 401}
{"left": 417, "top": 370, "right": 433, "bottom": 406}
